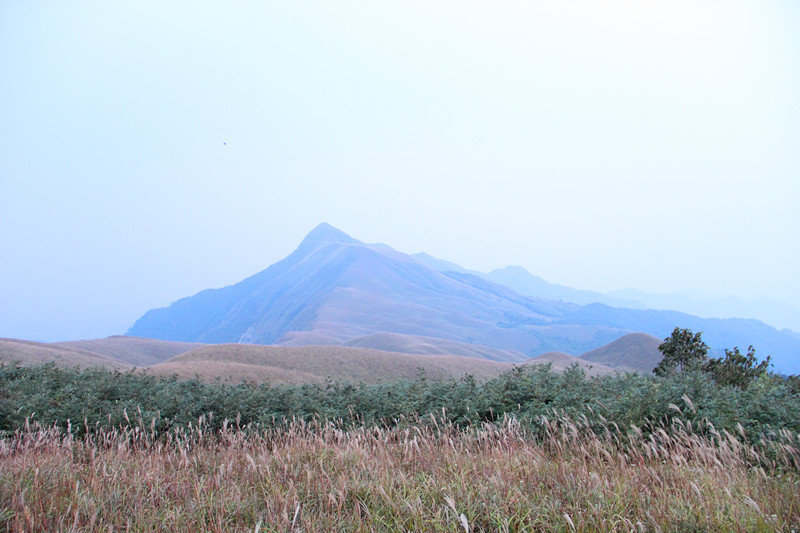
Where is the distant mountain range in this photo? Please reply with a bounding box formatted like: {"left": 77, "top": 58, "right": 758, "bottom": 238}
{"left": 413, "top": 255, "right": 800, "bottom": 334}
{"left": 127, "top": 223, "right": 800, "bottom": 374}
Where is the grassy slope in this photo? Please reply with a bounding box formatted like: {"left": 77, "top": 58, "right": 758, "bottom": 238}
{"left": 1, "top": 331, "right": 650, "bottom": 383}
{"left": 579, "top": 332, "right": 662, "bottom": 373}
{"left": 147, "top": 344, "right": 517, "bottom": 384}
{"left": 0, "top": 338, "right": 132, "bottom": 369}
{"left": 52, "top": 335, "right": 206, "bottom": 366}
{"left": 342, "top": 332, "right": 527, "bottom": 362}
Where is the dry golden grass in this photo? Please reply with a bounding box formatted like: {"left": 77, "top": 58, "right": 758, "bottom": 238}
{"left": 147, "top": 344, "right": 518, "bottom": 384}
{"left": 0, "top": 339, "right": 132, "bottom": 370}
{"left": 2, "top": 414, "right": 798, "bottom": 532}
{"left": 580, "top": 333, "right": 663, "bottom": 374}
{"left": 343, "top": 332, "right": 528, "bottom": 363}
{"left": 52, "top": 335, "right": 207, "bottom": 366}
{"left": 0, "top": 335, "right": 619, "bottom": 386}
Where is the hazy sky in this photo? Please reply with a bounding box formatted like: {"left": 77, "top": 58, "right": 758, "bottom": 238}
{"left": 2, "top": 1, "right": 799, "bottom": 342}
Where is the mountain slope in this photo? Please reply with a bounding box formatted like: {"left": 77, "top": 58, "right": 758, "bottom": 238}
{"left": 411, "top": 255, "right": 640, "bottom": 308}
{"left": 485, "top": 265, "right": 641, "bottom": 307}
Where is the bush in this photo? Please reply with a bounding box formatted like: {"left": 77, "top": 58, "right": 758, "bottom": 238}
{"left": 2, "top": 360, "right": 798, "bottom": 440}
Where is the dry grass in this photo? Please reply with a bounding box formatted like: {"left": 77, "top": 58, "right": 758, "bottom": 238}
{"left": 579, "top": 333, "right": 663, "bottom": 374}
{"left": 0, "top": 339, "right": 132, "bottom": 370}
{"left": 52, "top": 336, "right": 206, "bottom": 367}
{"left": 2, "top": 413, "right": 798, "bottom": 532}
{"left": 147, "top": 344, "right": 517, "bottom": 384}
{"left": 343, "top": 332, "right": 528, "bottom": 363}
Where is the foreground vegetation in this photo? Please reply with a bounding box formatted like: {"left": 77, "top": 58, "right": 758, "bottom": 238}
{"left": 2, "top": 411, "right": 798, "bottom": 531}
{"left": 2, "top": 359, "right": 798, "bottom": 439}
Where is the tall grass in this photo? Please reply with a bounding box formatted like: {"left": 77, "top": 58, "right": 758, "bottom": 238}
{"left": 2, "top": 411, "right": 798, "bottom": 532}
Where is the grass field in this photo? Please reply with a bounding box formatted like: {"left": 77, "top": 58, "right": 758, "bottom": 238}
{"left": 2, "top": 413, "right": 798, "bottom": 532}
{"left": 146, "top": 343, "right": 519, "bottom": 384}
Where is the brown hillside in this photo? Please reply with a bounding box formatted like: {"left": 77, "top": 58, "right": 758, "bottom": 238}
{"left": 53, "top": 336, "right": 206, "bottom": 366}
{"left": 524, "top": 351, "right": 615, "bottom": 377}
{"left": 0, "top": 338, "right": 132, "bottom": 369}
{"left": 579, "top": 333, "right": 663, "bottom": 374}
{"left": 147, "top": 361, "right": 323, "bottom": 384}
{"left": 342, "top": 332, "right": 527, "bottom": 362}
{"left": 148, "top": 344, "right": 516, "bottom": 384}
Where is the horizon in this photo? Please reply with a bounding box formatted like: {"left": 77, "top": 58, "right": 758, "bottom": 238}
{"left": 2, "top": 1, "right": 799, "bottom": 342}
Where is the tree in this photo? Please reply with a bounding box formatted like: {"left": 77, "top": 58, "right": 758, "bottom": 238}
{"left": 653, "top": 327, "right": 709, "bottom": 376}
{"left": 702, "top": 345, "right": 771, "bottom": 389}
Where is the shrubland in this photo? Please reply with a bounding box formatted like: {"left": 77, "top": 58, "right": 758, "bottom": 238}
{"left": 1, "top": 359, "right": 798, "bottom": 439}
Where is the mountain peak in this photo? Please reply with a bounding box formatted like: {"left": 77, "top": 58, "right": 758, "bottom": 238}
{"left": 297, "top": 223, "right": 358, "bottom": 252}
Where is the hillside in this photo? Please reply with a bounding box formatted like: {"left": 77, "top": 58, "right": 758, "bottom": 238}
{"left": 579, "top": 333, "right": 662, "bottom": 374}
{"left": 146, "top": 344, "right": 517, "bottom": 384}
{"left": 342, "top": 333, "right": 526, "bottom": 362}
{"left": 0, "top": 331, "right": 666, "bottom": 383}
{"left": 0, "top": 338, "right": 131, "bottom": 369}
{"left": 53, "top": 335, "right": 206, "bottom": 367}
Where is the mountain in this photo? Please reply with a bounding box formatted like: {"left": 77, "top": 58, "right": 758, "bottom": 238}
{"left": 129, "top": 223, "right": 629, "bottom": 356}
{"left": 411, "top": 252, "right": 475, "bottom": 275}
{"left": 416, "top": 254, "right": 800, "bottom": 339}
{"left": 128, "top": 223, "right": 800, "bottom": 374}
{"left": 411, "top": 256, "right": 640, "bottom": 308}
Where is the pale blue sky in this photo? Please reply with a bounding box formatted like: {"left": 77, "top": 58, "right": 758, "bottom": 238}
{"left": 2, "top": 1, "right": 799, "bottom": 342}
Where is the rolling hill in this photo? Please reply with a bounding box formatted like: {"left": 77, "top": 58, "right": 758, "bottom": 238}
{"left": 0, "top": 333, "right": 631, "bottom": 384}
{"left": 0, "top": 338, "right": 132, "bottom": 369}
{"left": 146, "top": 344, "right": 517, "bottom": 384}
{"left": 579, "top": 333, "right": 663, "bottom": 374}
{"left": 52, "top": 335, "right": 206, "bottom": 367}
{"left": 342, "top": 333, "right": 527, "bottom": 362}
